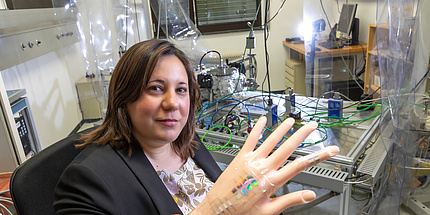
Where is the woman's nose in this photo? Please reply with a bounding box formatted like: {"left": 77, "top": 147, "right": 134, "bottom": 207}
{"left": 162, "top": 90, "right": 179, "bottom": 110}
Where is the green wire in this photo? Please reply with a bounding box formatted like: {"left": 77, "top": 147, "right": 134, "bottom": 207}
{"left": 238, "top": 119, "right": 327, "bottom": 146}
{"left": 319, "top": 103, "right": 381, "bottom": 126}
{"left": 202, "top": 125, "right": 237, "bottom": 150}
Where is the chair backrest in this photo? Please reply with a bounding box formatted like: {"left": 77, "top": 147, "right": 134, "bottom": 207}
{"left": 10, "top": 127, "right": 95, "bottom": 215}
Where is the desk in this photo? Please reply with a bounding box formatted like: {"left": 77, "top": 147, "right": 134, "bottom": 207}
{"left": 283, "top": 40, "right": 367, "bottom": 97}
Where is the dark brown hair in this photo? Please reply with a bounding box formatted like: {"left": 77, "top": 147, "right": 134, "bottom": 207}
{"left": 78, "top": 39, "right": 201, "bottom": 159}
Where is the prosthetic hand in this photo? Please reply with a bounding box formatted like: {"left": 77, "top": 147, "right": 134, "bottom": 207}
{"left": 192, "top": 116, "right": 339, "bottom": 215}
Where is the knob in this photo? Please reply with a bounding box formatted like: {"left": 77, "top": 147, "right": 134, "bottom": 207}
{"left": 21, "top": 43, "right": 26, "bottom": 50}
{"left": 35, "top": 40, "right": 42, "bottom": 46}
{"left": 57, "top": 33, "right": 65, "bottom": 39}
{"left": 28, "top": 42, "right": 34, "bottom": 48}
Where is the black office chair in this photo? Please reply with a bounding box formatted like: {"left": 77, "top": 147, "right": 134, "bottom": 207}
{"left": 9, "top": 127, "right": 96, "bottom": 215}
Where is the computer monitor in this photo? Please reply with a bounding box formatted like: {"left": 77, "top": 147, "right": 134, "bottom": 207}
{"left": 337, "top": 4, "right": 358, "bottom": 39}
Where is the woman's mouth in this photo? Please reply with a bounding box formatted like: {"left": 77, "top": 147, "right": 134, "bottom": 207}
{"left": 157, "top": 119, "right": 179, "bottom": 126}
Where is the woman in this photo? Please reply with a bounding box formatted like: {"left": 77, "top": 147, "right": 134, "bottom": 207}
{"left": 54, "top": 39, "right": 339, "bottom": 214}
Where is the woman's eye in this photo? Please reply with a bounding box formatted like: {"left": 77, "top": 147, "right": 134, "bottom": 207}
{"left": 177, "top": 88, "right": 188, "bottom": 93}
{"left": 149, "top": 86, "right": 162, "bottom": 91}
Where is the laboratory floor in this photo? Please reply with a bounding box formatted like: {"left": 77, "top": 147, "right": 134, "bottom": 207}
{"left": 78, "top": 122, "right": 428, "bottom": 215}
{"left": 280, "top": 182, "right": 423, "bottom": 215}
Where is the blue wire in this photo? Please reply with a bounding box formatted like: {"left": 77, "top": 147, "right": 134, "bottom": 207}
{"left": 198, "top": 98, "right": 251, "bottom": 127}
{"left": 210, "top": 103, "right": 238, "bottom": 125}
{"left": 244, "top": 104, "right": 294, "bottom": 134}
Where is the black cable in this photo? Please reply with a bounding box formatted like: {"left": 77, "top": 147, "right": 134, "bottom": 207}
{"left": 345, "top": 174, "right": 367, "bottom": 180}
{"left": 199, "top": 50, "right": 222, "bottom": 71}
{"left": 342, "top": 88, "right": 380, "bottom": 109}
{"left": 267, "top": 0, "right": 288, "bottom": 23}
{"left": 414, "top": 67, "right": 430, "bottom": 92}
{"left": 219, "top": 94, "right": 267, "bottom": 126}
{"left": 264, "top": 0, "right": 272, "bottom": 105}
{"left": 355, "top": 43, "right": 367, "bottom": 77}
{"left": 320, "top": 0, "right": 332, "bottom": 29}
{"left": 313, "top": 91, "right": 335, "bottom": 118}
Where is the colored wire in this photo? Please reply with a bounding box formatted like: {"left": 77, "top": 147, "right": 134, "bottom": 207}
{"left": 321, "top": 103, "right": 382, "bottom": 127}
{"left": 243, "top": 104, "right": 284, "bottom": 126}
{"left": 240, "top": 119, "right": 327, "bottom": 146}
{"left": 197, "top": 98, "right": 251, "bottom": 126}
{"left": 221, "top": 94, "right": 266, "bottom": 126}
{"left": 202, "top": 125, "right": 236, "bottom": 150}
{"left": 211, "top": 103, "right": 238, "bottom": 125}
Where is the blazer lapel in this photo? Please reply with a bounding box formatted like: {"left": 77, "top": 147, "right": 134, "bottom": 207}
{"left": 114, "top": 146, "right": 183, "bottom": 215}
{"left": 193, "top": 138, "right": 223, "bottom": 182}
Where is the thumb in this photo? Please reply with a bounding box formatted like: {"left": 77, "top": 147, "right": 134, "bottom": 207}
{"left": 261, "top": 190, "right": 316, "bottom": 214}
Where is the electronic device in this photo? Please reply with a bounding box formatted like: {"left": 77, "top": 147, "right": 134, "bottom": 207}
{"left": 312, "top": 19, "right": 326, "bottom": 33}
{"left": 285, "top": 88, "right": 295, "bottom": 114}
{"left": 319, "top": 40, "right": 344, "bottom": 49}
{"left": 7, "top": 89, "right": 41, "bottom": 159}
{"left": 197, "top": 74, "right": 213, "bottom": 88}
{"left": 328, "top": 93, "right": 343, "bottom": 119}
{"left": 337, "top": 4, "right": 359, "bottom": 45}
{"left": 285, "top": 37, "right": 301, "bottom": 42}
{"left": 266, "top": 104, "right": 278, "bottom": 128}
{"left": 319, "top": 4, "right": 358, "bottom": 49}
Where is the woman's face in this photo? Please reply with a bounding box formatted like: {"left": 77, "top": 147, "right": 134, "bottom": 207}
{"left": 127, "top": 55, "right": 190, "bottom": 148}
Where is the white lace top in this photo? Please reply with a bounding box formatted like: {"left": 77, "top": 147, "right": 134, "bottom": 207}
{"left": 157, "top": 157, "right": 214, "bottom": 215}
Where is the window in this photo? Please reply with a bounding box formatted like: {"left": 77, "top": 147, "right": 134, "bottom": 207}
{"left": 150, "top": 0, "right": 262, "bottom": 36}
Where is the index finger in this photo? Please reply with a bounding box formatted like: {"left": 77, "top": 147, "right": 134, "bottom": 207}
{"left": 265, "top": 121, "right": 318, "bottom": 168}
{"left": 238, "top": 116, "right": 267, "bottom": 155}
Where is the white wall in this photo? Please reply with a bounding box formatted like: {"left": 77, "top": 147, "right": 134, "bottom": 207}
{"left": 198, "top": 0, "right": 377, "bottom": 91}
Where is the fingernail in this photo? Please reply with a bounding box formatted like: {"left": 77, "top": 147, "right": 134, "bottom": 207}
{"left": 285, "top": 118, "right": 295, "bottom": 124}
{"left": 307, "top": 121, "right": 318, "bottom": 129}
{"left": 327, "top": 146, "right": 340, "bottom": 156}
{"left": 301, "top": 191, "right": 316, "bottom": 203}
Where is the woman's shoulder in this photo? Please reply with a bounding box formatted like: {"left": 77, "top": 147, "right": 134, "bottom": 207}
{"left": 71, "top": 143, "right": 119, "bottom": 168}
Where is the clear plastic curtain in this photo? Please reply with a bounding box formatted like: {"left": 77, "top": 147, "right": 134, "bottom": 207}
{"left": 149, "top": 0, "right": 211, "bottom": 65}
{"left": 52, "top": 0, "right": 152, "bottom": 118}
{"left": 303, "top": 0, "right": 336, "bottom": 97}
{"left": 369, "top": 0, "right": 429, "bottom": 214}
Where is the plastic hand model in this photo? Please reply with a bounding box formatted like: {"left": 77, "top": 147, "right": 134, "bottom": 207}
{"left": 192, "top": 116, "right": 339, "bottom": 215}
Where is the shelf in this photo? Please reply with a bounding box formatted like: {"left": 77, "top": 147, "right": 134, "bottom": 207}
{"left": 364, "top": 24, "right": 390, "bottom": 95}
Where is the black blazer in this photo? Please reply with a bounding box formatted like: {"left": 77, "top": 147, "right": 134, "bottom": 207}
{"left": 54, "top": 141, "right": 222, "bottom": 215}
